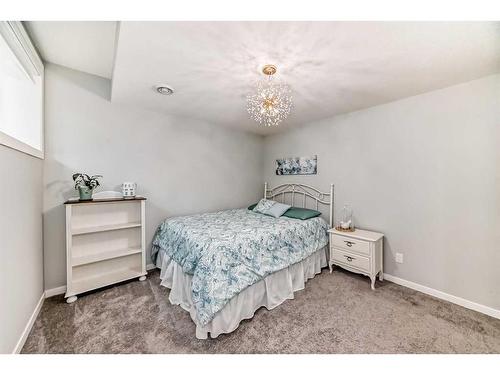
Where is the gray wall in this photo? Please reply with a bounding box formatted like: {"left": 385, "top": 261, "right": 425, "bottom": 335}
{"left": 42, "top": 63, "right": 500, "bottom": 311}
{"left": 264, "top": 74, "right": 500, "bottom": 310}
{"left": 43, "top": 64, "right": 264, "bottom": 290}
{"left": 0, "top": 146, "right": 44, "bottom": 353}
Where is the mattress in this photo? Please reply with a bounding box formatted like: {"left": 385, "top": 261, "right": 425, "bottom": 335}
{"left": 151, "top": 208, "right": 329, "bottom": 326}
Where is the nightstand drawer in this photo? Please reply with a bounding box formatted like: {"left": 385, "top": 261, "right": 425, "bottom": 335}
{"left": 331, "top": 248, "right": 370, "bottom": 272}
{"left": 331, "top": 235, "right": 370, "bottom": 256}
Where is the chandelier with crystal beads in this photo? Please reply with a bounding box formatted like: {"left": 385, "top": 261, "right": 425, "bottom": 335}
{"left": 246, "top": 64, "right": 292, "bottom": 127}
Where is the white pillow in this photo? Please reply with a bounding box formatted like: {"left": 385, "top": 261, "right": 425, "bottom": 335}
{"left": 252, "top": 198, "right": 275, "bottom": 213}
{"left": 252, "top": 199, "right": 291, "bottom": 218}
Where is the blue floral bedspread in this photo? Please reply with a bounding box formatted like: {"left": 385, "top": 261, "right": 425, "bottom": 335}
{"left": 151, "top": 208, "right": 328, "bottom": 325}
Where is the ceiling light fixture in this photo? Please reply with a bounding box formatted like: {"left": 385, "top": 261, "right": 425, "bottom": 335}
{"left": 155, "top": 84, "right": 174, "bottom": 95}
{"left": 246, "top": 64, "right": 292, "bottom": 127}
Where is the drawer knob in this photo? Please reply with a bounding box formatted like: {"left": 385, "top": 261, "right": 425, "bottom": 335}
{"left": 345, "top": 255, "right": 355, "bottom": 262}
{"left": 344, "top": 241, "right": 355, "bottom": 247}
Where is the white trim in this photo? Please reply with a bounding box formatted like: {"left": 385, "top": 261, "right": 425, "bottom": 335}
{"left": 12, "top": 292, "right": 44, "bottom": 354}
{"left": 0, "top": 21, "right": 45, "bottom": 159}
{"left": 384, "top": 273, "right": 500, "bottom": 320}
{"left": 15, "top": 265, "right": 157, "bottom": 353}
{"left": 0, "top": 131, "right": 44, "bottom": 159}
{"left": 45, "top": 285, "right": 67, "bottom": 298}
{"left": 0, "top": 22, "right": 43, "bottom": 79}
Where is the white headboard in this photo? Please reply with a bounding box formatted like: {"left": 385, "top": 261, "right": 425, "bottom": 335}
{"left": 264, "top": 182, "right": 334, "bottom": 227}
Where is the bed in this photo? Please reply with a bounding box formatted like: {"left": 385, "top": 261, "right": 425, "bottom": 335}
{"left": 151, "top": 183, "right": 334, "bottom": 339}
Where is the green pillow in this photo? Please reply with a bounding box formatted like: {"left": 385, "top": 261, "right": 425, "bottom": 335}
{"left": 282, "top": 206, "right": 321, "bottom": 220}
{"left": 248, "top": 203, "right": 258, "bottom": 210}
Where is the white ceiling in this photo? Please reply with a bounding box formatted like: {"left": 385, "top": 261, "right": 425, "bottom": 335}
{"left": 27, "top": 21, "right": 500, "bottom": 135}
{"left": 25, "top": 21, "right": 117, "bottom": 79}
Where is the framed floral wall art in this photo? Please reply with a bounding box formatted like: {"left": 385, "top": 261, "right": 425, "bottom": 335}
{"left": 275, "top": 155, "right": 317, "bottom": 175}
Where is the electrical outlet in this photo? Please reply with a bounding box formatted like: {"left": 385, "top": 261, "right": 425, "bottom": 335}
{"left": 395, "top": 253, "right": 404, "bottom": 264}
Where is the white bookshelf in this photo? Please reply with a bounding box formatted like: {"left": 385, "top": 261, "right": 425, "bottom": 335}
{"left": 64, "top": 197, "right": 147, "bottom": 303}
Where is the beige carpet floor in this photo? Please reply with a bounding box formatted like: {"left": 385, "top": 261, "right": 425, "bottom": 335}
{"left": 22, "top": 268, "right": 500, "bottom": 354}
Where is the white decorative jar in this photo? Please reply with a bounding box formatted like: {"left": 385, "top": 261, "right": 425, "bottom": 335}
{"left": 122, "top": 182, "right": 137, "bottom": 198}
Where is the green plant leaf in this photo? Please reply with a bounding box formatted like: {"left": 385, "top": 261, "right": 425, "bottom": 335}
{"left": 72, "top": 173, "right": 103, "bottom": 189}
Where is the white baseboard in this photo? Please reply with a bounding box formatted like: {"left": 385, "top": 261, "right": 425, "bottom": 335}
{"left": 14, "top": 270, "right": 497, "bottom": 354}
{"left": 45, "top": 285, "right": 66, "bottom": 298}
{"left": 14, "top": 264, "right": 158, "bottom": 353}
{"left": 12, "top": 292, "right": 45, "bottom": 354}
{"left": 383, "top": 273, "right": 500, "bottom": 320}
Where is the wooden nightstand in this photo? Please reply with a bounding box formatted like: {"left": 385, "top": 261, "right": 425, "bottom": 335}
{"left": 328, "top": 228, "right": 384, "bottom": 290}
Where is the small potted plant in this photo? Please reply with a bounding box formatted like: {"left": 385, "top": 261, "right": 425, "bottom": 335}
{"left": 72, "top": 173, "right": 102, "bottom": 201}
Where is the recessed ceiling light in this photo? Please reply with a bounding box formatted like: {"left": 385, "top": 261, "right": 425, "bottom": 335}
{"left": 155, "top": 84, "right": 174, "bottom": 95}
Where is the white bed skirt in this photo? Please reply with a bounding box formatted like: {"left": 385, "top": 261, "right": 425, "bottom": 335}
{"left": 156, "top": 246, "right": 328, "bottom": 339}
